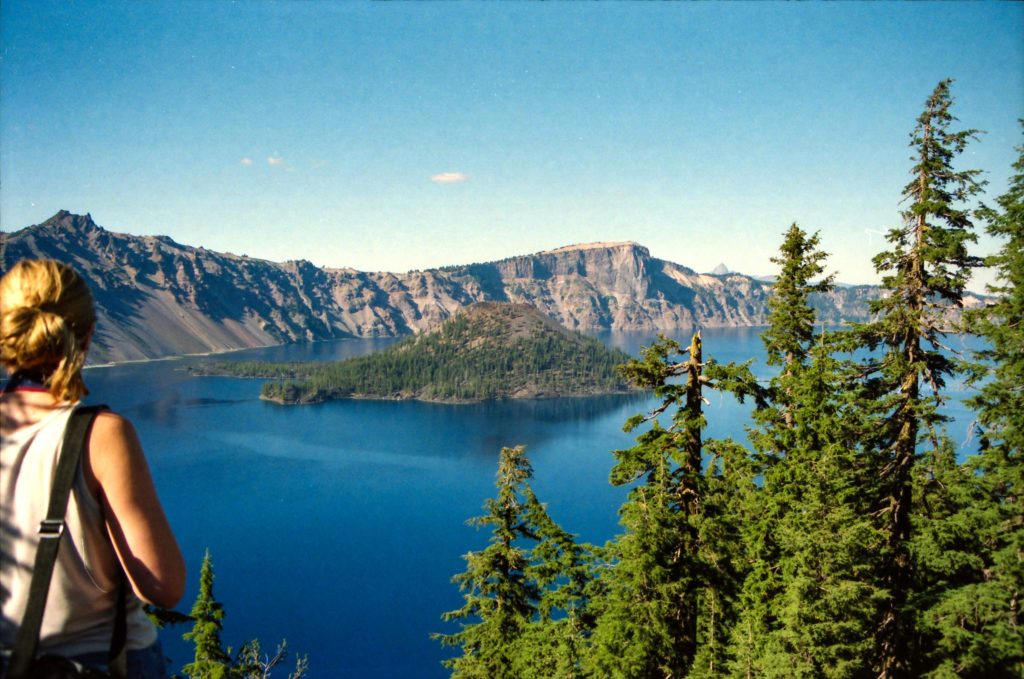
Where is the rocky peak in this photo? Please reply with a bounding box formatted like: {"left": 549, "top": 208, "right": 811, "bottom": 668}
{"left": 42, "top": 210, "right": 102, "bottom": 234}
{"left": 710, "top": 263, "right": 731, "bottom": 275}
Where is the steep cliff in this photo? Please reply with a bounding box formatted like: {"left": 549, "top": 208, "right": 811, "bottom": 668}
{"left": 448, "top": 242, "right": 774, "bottom": 330}
{"left": 3, "top": 211, "right": 890, "bottom": 363}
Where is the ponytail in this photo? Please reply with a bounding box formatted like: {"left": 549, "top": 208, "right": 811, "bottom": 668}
{"left": 0, "top": 260, "right": 96, "bottom": 402}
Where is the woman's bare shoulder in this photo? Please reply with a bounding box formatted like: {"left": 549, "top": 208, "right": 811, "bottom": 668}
{"left": 89, "top": 410, "right": 141, "bottom": 447}
{"left": 84, "top": 410, "right": 147, "bottom": 488}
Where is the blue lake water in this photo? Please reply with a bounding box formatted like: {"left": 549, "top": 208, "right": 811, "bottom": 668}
{"left": 78, "top": 329, "right": 982, "bottom": 678}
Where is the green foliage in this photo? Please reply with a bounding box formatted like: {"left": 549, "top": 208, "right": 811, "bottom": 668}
{"left": 588, "top": 333, "right": 755, "bottom": 678}
{"left": 967, "top": 120, "right": 1024, "bottom": 496}
{"left": 435, "top": 445, "right": 596, "bottom": 679}
{"left": 728, "top": 223, "right": 887, "bottom": 678}
{"left": 182, "top": 551, "right": 232, "bottom": 679}
{"left": 852, "top": 79, "right": 986, "bottom": 677}
{"left": 181, "top": 551, "right": 307, "bottom": 679}
{"left": 761, "top": 223, "right": 835, "bottom": 374}
{"left": 144, "top": 604, "right": 192, "bottom": 630}
{"left": 198, "top": 304, "right": 635, "bottom": 403}
{"left": 431, "top": 84, "right": 1021, "bottom": 679}
{"left": 758, "top": 342, "right": 886, "bottom": 678}
{"left": 909, "top": 439, "right": 1022, "bottom": 677}
{"left": 929, "top": 122, "right": 1024, "bottom": 678}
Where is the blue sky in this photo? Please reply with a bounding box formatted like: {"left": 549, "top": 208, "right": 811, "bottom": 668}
{"left": 2, "top": 2, "right": 1021, "bottom": 288}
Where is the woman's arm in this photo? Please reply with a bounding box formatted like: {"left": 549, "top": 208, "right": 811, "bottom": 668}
{"left": 83, "top": 411, "right": 186, "bottom": 608}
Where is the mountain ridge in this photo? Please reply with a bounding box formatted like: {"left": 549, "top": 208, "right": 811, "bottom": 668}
{"left": 2, "top": 211, "right": 906, "bottom": 363}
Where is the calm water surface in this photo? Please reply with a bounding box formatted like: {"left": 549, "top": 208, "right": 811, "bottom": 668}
{"left": 79, "top": 329, "right": 981, "bottom": 677}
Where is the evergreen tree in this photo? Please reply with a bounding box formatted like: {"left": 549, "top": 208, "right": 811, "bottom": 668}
{"left": 436, "top": 445, "right": 591, "bottom": 678}
{"left": 589, "top": 333, "right": 757, "bottom": 677}
{"left": 512, "top": 485, "right": 598, "bottom": 679}
{"left": 761, "top": 224, "right": 835, "bottom": 399}
{"left": 906, "top": 434, "right": 1020, "bottom": 677}
{"left": 970, "top": 123, "right": 1024, "bottom": 479}
{"left": 183, "top": 551, "right": 233, "bottom": 679}
{"left": 691, "top": 435, "right": 755, "bottom": 679}
{"left": 731, "top": 224, "right": 833, "bottom": 672}
{"left": 857, "top": 79, "right": 985, "bottom": 677}
{"left": 913, "top": 124, "right": 1024, "bottom": 677}
{"left": 730, "top": 224, "right": 885, "bottom": 677}
{"left": 758, "top": 339, "right": 886, "bottom": 678}
{"left": 966, "top": 124, "right": 1024, "bottom": 675}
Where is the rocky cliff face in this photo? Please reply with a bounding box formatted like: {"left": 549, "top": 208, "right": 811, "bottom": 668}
{"left": 455, "top": 242, "right": 777, "bottom": 331}
{"left": 3, "top": 211, "right": 883, "bottom": 363}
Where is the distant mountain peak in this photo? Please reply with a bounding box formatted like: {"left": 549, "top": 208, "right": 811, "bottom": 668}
{"left": 43, "top": 210, "right": 100, "bottom": 232}
{"left": 710, "top": 263, "right": 731, "bottom": 275}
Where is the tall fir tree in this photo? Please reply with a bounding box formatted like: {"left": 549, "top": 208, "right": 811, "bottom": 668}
{"left": 513, "top": 485, "right": 598, "bottom": 678}
{"left": 436, "top": 446, "right": 539, "bottom": 678}
{"left": 913, "top": 124, "right": 1024, "bottom": 677}
{"left": 730, "top": 224, "right": 833, "bottom": 672}
{"left": 969, "top": 124, "right": 1024, "bottom": 485}
{"left": 760, "top": 224, "right": 835, "bottom": 399}
{"left": 965, "top": 124, "right": 1024, "bottom": 674}
{"left": 730, "top": 224, "right": 884, "bottom": 678}
{"left": 758, "top": 339, "right": 886, "bottom": 678}
{"left": 589, "top": 333, "right": 758, "bottom": 678}
{"left": 858, "top": 79, "right": 985, "bottom": 677}
{"left": 436, "top": 445, "right": 591, "bottom": 678}
{"left": 183, "top": 550, "right": 234, "bottom": 679}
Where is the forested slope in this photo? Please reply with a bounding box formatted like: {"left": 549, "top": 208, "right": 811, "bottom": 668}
{"left": 196, "top": 302, "right": 637, "bottom": 403}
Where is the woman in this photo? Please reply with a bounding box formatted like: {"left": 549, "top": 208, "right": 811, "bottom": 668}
{"left": 1, "top": 259, "right": 185, "bottom": 677}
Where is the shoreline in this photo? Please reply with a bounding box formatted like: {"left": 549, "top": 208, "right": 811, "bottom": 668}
{"left": 78, "top": 325, "right": 774, "bottom": 371}
{"left": 78, "top": 323, "right": 770, "bottom": 370}
{"left": 81, "top": 339, "right": 346, "bottom": 370}
{"left": 259, "top": 387, "right": 643, "bottom": 407}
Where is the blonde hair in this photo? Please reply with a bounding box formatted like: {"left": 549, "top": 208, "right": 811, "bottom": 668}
{"left": 0, "top": 260, "right": 96, "bottom": 402}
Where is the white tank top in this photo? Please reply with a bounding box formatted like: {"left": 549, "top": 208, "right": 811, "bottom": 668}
{"left": 1, "top": 404, "right": 157, "bottom": 656}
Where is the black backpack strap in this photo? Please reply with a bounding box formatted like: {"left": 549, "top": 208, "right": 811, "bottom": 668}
{"left": 108, "top": 569, "right": 128, "bottom": 678}
{"left": 7, "top": 405, "right": 126, "bottom": 679}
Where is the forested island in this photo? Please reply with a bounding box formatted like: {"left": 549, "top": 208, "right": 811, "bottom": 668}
{"left": 192, "top": 303, "right": 638, "bottom": 403}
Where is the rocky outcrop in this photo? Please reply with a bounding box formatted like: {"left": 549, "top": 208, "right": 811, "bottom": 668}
{"left": 456, "top": 243, "right": 775, "bottom": 331}
{"left": 3, "top": 211, "right": 888, "bottom": 364}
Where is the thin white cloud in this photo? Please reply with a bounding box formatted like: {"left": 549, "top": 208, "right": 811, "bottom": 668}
{"left": 240, "top": 157, "right": 254, "bottom": 166}
{"left": 431, "top": 172, "right": 469, "bottom": 184}
{"left": 268, "top": 155, "right": 286, "bottom": 167}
